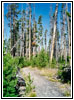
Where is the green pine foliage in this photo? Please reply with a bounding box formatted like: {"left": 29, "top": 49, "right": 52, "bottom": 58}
{"left": 17, "top": 49, "right": 49, "bottom": 68}
{"left": 18, "top": 57, "right": 31, "bottom": 68}
{"left": 3, "top": 53, "right": 18, "bottom": 97}
{"left": 18, "top": 49, "right": 58, "bottom": 68}
{"left": 37, "top": 49, "right": 48, "bottom": 67}
{"left": 31, "top": 48, "right": 49, "bottom": 67}
{"left": 66, "top": 11, "right": 71, "bottom": 17}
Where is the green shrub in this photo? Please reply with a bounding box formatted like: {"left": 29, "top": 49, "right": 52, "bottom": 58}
{"left": 29, "top": 49, "right": 49, "bottom": 68}
{"left": 58, "top": 56, "right": 66, "bottom": 65}
{"left": 49, "top": 58, "right": 57, "bottom": 68}
{"left": 19, "top": 57, "right": 24, "bottom": 65}
{"left": 18, "top": 63, "right": 24, "bottom": 68}
{"left": 24, "top": 58, "right": 31, "bottom": 67}
{"left": 57, "top": 64, "right": 71, "bottom": 83}
{"left": 13, "top": 57, "right": 19, "bottom": 66}
{"left": 25, "top": 73, "right": 33, "bottom": 94}
{"left": 31, "top": 56, "right": 38, "bottom": 67}
{"left": 37, "top": 49, "right": 48, "bottom": 67}
{"left": 67, "top": 56, "right": 71, "bottom": 64}
{"left": 57, "top": 69, "right": 62, "bottom": 77}
{"left": 18, "top": 57, "right": 31, "bottom": 68}
{"left": 17, "top": 49, "right": 49, "bottom": 68}
{"left": 57, "top": 64, "right": 65, "bottom": 78}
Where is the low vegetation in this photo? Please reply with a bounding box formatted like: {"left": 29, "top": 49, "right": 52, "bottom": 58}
{"left": 3, "top": 51, "right": 36, "bottom": 97}
{"left": 20, "top": 70, "right": 36, "bottom": 97}
{"left": 28, "top": 92, "right": 37, "bottom": 97}
{"left": 3, "top": 53, "right": 18, "bottom": 97}
{"left": 25, "top": 73, "right": 35, "bottom": 96}
{"left": 17, "top": 49, "right": 71, "bottom": 84}
{"left": 64, "top": 91, "right": 71, "bottom": 97}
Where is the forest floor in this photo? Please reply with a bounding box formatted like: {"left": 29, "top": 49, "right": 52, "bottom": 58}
{"left": 20, "top": 67, "right": 71, "bottom": 97}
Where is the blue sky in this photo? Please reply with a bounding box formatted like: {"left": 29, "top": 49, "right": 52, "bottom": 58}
{"left": 4, "top": 3, "right": 71, "bottom": 45}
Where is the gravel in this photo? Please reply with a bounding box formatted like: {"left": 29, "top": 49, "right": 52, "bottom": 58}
{"left": 21, "top": 67, "right": 64, "bottom": 97}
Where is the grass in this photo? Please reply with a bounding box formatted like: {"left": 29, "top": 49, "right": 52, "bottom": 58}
{"left": 57, "top": 83, "right": 71, "bottom": 97}
{"left": 39, "top": 67, "right": 60, "bottom": 82}
{"left": 40, "top": 68, "right": 58, "bottom": 77}
{"left": 48, "top": 78, "right": 59, "bottom": 82}
{"left": 28, "top": 91, "right": 37, "bottom": 97}
{"left": 29, "top": 66, "right": 58, "bottom": 82}
{"left": 64, "top": 91, "right": 71, "bottom": 97}
{"left": 30, "top": 66, "right": 58, "bottom": 76}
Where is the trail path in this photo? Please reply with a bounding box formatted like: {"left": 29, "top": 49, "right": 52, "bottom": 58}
{"left": 21, "top": 67, "right": 64, "bottom": 97}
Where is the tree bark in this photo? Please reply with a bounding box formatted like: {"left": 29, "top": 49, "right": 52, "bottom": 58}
{"left": 50, "top": 4, "right": 58, "bottom": 62}
{"left": 33, "top": 4, "right": 36, "bottom": 57}
{"left": 63, "top": 4, "right": 67, "bottom": 63}
{"left": 66, "top": 4, "right": 71, "bottom": 65}
{"left": 20, "top": 4, "right": 25, "bottom": 57}
{"left": 10, "top": 7, "right": 12, "bottom": 54}
{"left": 33, "top": 20, "right": 36, "bottom": 56}
{"left": 29, "top": 4, "right": 31, "bottom": 60}
{"left": 13, "top": 13, "right": 16, "bottom": 56}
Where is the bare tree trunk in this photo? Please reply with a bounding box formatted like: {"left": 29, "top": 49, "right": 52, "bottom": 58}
{"left": 20, "top": 4, "right": 25, "bottom": 57}
{"left": 69, "top": 17, "right": 71, "bottom": 66}
{"left": 38, "top": 36, "right": 40, "bottom": 54}
{"left": 13, "top": 14, "right": 16, "bottom": 57}
{"left": 41, "top": 36, "right": 43, "bottom": 49}
{"left": 25, "top": 6, "right": 28, "bottom": 58}
{"left": 60, "top": 4, "right": 67, "bottom": 63}
{"left": 49, "top": 4, "right": 53, "bottom": 57}
{"left": 20, "top": 40, "right": 21, "bottom": 56}
{"left": 45, "top": 39, "right": 47, "bottom": 52}
{"left": 33, "top": 4, "right": 36, "bottom": 57}
{"left": 63, "top": 5, "right": 67, "bottom": 63}
{"left": 29, "top": 4, "right": 31, "bottom": 60}
{"left": 56, "top": 37, "right": 58, "bottom": 61}
{"left": 33, "top": 21, "right": 36, "bottom": 56}
{"left": 64, "top": 35, "right": 67, "bottom": 63}
{"left": 22, "top": 5, "right": 24, "bottom": 57}
{"left": 38, "top": 46, "right": 40, "bottom": 54}
{"left": 10, "top": 35, "right": 23, "bottom": 53}
{"left": 26, "top": 28, "right": 28, "bottom": 58}
{"left": 66, "top": 4, "right": 71, "bottom": 65}
{"left": 60, "top": 28, "right": 63, "bottom": 58}
{"left": 50, "top": 4, "right": 58, "bottom": 62}
{"left": 10, "top": 7, "right": 12, "bottom": 55}
{"left": 45, "top": 30, "right": 47, "bottom": 52}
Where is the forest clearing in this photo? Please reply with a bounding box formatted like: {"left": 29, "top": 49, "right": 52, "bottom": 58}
{"left": 3, "top": 2, "right": 72, "bottom": 98}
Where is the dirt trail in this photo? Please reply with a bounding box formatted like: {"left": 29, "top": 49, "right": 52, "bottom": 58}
{"left": 21, "top": 67, "right": 64, "bottom": 97}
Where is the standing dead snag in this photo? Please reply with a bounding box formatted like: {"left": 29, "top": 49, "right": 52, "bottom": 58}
{"left": 50, "top": 3, "right": 58, "bottom": 62}
{"left": 29, "top": 3, "right": 31, "bottom": 60}
{"left": 25, "top": 4, "right": 29, "bottom": 58}
{"left": 33, "top": 4, "right": 36, "bottom": 57}
{"left": 44, "top": 29, "right": 48, "bottom": 52}
{"left": 21, "top": 4, "right": 25, "bottom": 57}
{"left": 66, "top": 4, "right": 71, "bottom": 66}
{"left": 63, "top": 4, "right": 67, "bottom": 63}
